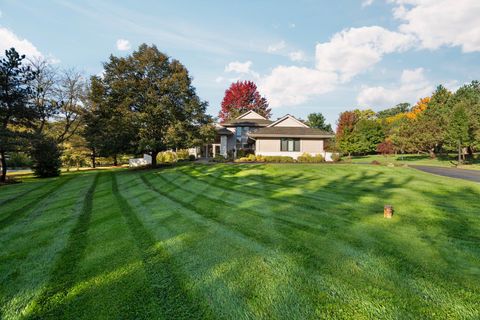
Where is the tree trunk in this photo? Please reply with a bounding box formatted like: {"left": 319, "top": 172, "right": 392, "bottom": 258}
{"left": 91, "top": 148, "right": 96, "bottom": 168}
{"left": 458, "top": 141, "right": 462, "bottom": 164}
{"left": 467, "top": 146, "right": 474, "bottom": 159}
{"left": 113, "top": 154, "right": 118, "bottom": 166}
{"left": 151, "top": 151, "right": 158, "bottom": 167}
{"left": 0, "top": 150, "right": 7, "bottom": 183}
{"left": 429, "top": 149, "right": 436, "bottom": 159}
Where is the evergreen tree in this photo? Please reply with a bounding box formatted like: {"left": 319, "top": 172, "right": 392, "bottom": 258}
{"left": 0, "top": 48, "right": 36, "bottom": 182}
{"left": 306, "top": 112, "right": 333, "bottom": 131}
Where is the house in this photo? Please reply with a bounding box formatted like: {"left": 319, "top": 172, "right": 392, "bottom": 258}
{"left": 213, "top": 110, "right": 335, "bottom": 161}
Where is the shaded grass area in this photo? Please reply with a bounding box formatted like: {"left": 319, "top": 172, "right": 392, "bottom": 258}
{"left": 0, "top": 164, "right": 479, "bottom": 319}
{"left": 347, "top": 153, "right": 480, "bottom": 169}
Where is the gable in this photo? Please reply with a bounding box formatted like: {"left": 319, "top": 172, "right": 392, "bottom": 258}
{"left": 236, "top": 110, "right": 266, "bottom": 120}
{"left": 268, "top": 115, "right": 309, "bottom": 128}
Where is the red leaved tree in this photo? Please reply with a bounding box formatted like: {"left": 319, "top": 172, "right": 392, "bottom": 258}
{"left": 219, "top": 81, "right": 271, "bottom": 122}
{"left": 377, "top": 140, "right": 395, "bottom": 156}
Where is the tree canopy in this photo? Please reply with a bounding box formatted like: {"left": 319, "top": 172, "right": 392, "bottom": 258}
{"left": 306, "top": 112, "right": 332, "bottom": 132}
{"left": 84, "top": 44, "right": 212, "bottom": 166}
{"left": 219, "top": 80, "right": 271, "bottom": 122}
{"left": 0, "top": 48, "right": 37, "bottom": 181}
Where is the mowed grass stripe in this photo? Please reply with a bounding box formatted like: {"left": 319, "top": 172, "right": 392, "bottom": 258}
{"left": 158, "top": 170, "right": 343, "bottom": 235}
{"left": 188, "top": 164, "right": 385, "bottom": 207}
{"left": 175, "top": 166, "right": 356, "bottom": 224}
{"left": 111, "top": 173, "right": 213, "bottom": 319}
{"left": 0, "top": 182, "right": 48, "bottom": 206}
{"left": 140, "top": 173, "right": 280, "bottom": 247}
{"left": 0, "top": 173, "right": 96, "bottom": 320}
{"left": 131, "top": 172, "right": 310, "bottom": 318}
{"left": 25, "top": 173, "right": 100, "bottom": 319}
{"left": 143, "top": 170, "right": 369, "bottom": 285}
{"left": 0, "top": 175, "right": 76, "bottom": 231}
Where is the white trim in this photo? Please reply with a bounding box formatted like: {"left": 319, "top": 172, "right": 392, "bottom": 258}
{"left": 236, "top": 110, "right": 266, "bottom": 120}
{"left": 267, "top": 114, "right": 309, "bottom": 128}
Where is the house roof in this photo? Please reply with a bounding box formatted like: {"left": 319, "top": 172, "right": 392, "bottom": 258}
{"left": 248, "top": 127, "right": 334, "bottom": 138}
{"left": 221, "top": 109, "right": 272, "bottom": 127}
{"left": 267, "top": 114, "right": 309, "bottom": 128}
{"left": 236, "top": 110, "right": 266, "bottom": 120}
{"left": 221, "top": 118, "right": 273, "bottom": 127}
{"left": 216, "top": 127, "right": 234, "bottom": 135}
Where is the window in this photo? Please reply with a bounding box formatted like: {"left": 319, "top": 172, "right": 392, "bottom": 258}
{"left": 280, "top": 138, "right": 300, "bottom": 152}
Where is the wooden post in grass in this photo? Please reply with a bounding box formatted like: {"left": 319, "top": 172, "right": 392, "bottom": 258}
{"left": 384, "top": 205, "right": 393, "bottom": 218}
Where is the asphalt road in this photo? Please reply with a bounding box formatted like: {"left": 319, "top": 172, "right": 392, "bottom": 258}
{"left": 411, "top": 165, "right": 480, "bottom": 183}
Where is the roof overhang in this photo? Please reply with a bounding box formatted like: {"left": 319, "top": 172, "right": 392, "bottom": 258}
{"left": 249, "top": 133, "right": 334, "bottom": 139}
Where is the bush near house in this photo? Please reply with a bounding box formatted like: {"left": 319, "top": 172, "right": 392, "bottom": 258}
{"left": 297, "top": 153, "right": 324, "bottom": 163}
{"left": 176, "top": 149, "right": 190, "bottom": 160}
{"left": 157, "top": 151, "right": 177, "bottom": 163}
{"left": 235, "top": 155, "right": 294, "bottom": 163}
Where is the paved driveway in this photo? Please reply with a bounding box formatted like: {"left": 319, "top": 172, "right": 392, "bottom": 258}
{"left": 411, "top": 165, "right": 480, "bottom": 183}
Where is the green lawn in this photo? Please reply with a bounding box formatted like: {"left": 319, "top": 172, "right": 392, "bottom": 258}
{"left": 1, "top": 164, "right": 479, "bottom": 319}
{"left": 346, "top": 153, "right": 480, "bottom": 170}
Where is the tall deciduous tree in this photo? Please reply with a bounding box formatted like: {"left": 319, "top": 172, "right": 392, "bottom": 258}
{"left": 0, "top": 48, "right": 36, "bottom": 182}
{"left": 336, "top": 111, "right": 359, "bottom": 156}
{"left": 446, "top": 102, "right": 469, "bottom": 163}
{"left": 219, "top": 80, "right": 271, "bottom": 122}
{"left": 85, "top": 44, "right": 211, "bottom": 167}
{"left": 306, "top": 112, "right": 332, "bottom": 132}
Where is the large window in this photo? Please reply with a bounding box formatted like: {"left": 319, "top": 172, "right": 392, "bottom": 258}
{"left": 236, "top": 126, "right": 252, "bottom": 149}
{"left": 281, "top": 138, "right": 300, "bottom": 152}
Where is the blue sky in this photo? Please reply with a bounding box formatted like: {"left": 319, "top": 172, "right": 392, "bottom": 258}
{"left": 1, "top": 0, "right": 479, "bottom": 127}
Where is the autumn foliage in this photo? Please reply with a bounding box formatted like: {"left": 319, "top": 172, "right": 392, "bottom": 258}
{"left": 406, "top": 97, "right": 430, "bottom": 119}
{"left": 219, "top": 81, "right": 271, "bottom": 122}
{"left": 377, "top": 140, "right": 395, "bottom": 155}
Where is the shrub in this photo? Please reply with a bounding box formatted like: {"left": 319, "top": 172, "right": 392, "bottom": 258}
{"left": 263, "top": 156, "right": 294, "bottom": 163}
{"left": 235, "top": 157, "right": 250, "bottom": 163}
{"left": 331, "top": 153, "right": 341, "bottom": 162}
{"left": 297, "top": 153, "right": 324, "bottom": 163}
{"left": 377, "top": 140, "right": 395, "bottom": 156}
{"left": 188, "top": 154, "right": 196, "bottom": 161}
{"left": 212, "top": 154, "right": 227, "bottom": 162}
{"left": 31, "top": 137, "right": 62, "bottom": 178}
{"left": 7, "top": 152, "right": 32, "bottom": 168}
{"left": 247, "top": 154, "right": 256, "bottom": 162}
{"left": 255, "top": 155, "right": 265, "bottom": 162}
{"left": 177, "top": 149, "right": 190, "bottom": 160}
{"left": 157, "top": 151, "right": 177, "bottom": 163}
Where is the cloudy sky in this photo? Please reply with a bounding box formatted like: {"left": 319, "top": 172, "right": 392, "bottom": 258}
{"left": 1, "top": 0, "right": 479, "bottom": 126}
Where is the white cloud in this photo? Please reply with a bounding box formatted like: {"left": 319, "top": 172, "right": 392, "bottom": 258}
{"left": 215, "top": 76, "right": 224, "bottom": 83}
{"left": 315, "top": 26, "right": 415, "bottom": 82}
{"left": 260, "top": 66, "right": 338, "bottom": 107}
{"left": 362, "top": 0, "right": 374, "bottom": 7}
{"left": 289, "top": 50, "right": 306, "bottom": 62}
{"left": 392, "top": 0, "right": 480, "bottom": 52}
{"left": 0, "top": 27, "right": 43, "bottom": 58}
{"left": 116, "top": 38, "right": 131, "bottom": 51}
{"left": 267, "top": 40, "right": 286, "bottom": 53}
{"left": 225, "top": 60, "right": 252, "bottom": 74}
{"left": 257, "top": 26, "right": 417, "bottom": 108}
{"left": 356, "top": 68, "right": 433, "bottom": 108}
{"left": 289, "top": 23, "right": 296, "bottom": 28}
